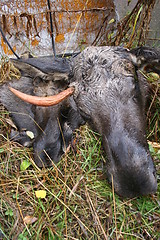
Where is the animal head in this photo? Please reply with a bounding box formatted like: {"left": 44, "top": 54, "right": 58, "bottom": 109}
{"left": 70, "top": 46, "right": 157, "bottom": 197}
{"left": 1, "top": 46, "right": 159, "bottom": 197}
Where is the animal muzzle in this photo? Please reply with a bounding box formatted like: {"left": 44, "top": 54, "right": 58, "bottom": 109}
{"left": 103, "top": 134, "right": 157, "bottom": 198}
{"left": 111, "top": 163, "right": 157, "bottom": 198}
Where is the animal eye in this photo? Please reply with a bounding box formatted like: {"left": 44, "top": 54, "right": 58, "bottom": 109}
{"left": 102, "top": 59, "right": 107, "bottom": 65}
{"left": 87, "top": 58, "right": 93, "bottom": 65}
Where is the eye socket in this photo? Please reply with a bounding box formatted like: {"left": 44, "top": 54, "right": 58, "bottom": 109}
{"left": 87, "top": 58, "right": 93, "bottom": 65}
{"left": 33, "top": 76, "right": 43, "bottom": 85}
{"left": 102, "top": 59, "right": 107, "bottom": 66}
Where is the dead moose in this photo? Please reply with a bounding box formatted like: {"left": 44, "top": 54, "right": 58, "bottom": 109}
{"left": 1, "top": 46, "right": 159, "bottom": 198}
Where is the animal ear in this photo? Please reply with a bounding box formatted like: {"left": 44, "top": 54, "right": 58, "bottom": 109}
{"left": 0, "top": 75, "right": 38, "bottom": 147}
{"left": 10, "top": 58, "right": 70, "bottom": 81}
{"left": 130, "top": 46, "right": 160, "bottom": 74}
{"left": 11, "top": 59, "right": 47, "bottom": 78}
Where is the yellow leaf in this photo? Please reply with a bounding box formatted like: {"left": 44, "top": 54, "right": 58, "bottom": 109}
{"left": 35, "top": 190, "right": 46, "bottom": 199}
{"left": 26, "top": 130, "right": 34, "bottom": 139}
{"left": 24, "top": 215, "right": 38, "bottom": 224}
{"left": 108, "top": 18, "right": 115, "bottom": 24}
{"left": 147, "top": 72, "right": 159, "bottom": 81}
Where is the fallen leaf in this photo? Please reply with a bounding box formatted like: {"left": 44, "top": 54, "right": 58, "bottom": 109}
{"left": 20, "top": 160, "right": 31, "bottom": 171}
{"left": 148, "top": 141, "right": 160, "bottom": 149}
{"left": 0, "top": 148, "right": 4, "bottom": 153}
{"left": 147, "top": 72, "right": 159, "bottom": 81}
{"left": 108, "top": 18, "right": 115, "bottom": 24}
{"left": 24, "top": 215, "right": 38, "bottom": 224}
{"left": 5, "top": 118, "right": 17, "bottom": 129}
{"left": 35, "top": 190, "right": 46, "bottom": 199}
{"left": 26, "top": 130, "right": 34, "bottom": 139}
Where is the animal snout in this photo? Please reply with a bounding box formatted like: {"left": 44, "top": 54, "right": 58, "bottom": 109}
{"left": 113, "top": 166, "right": 157, "bottom": 198}
{"left": 110, "top": 150, "right": 157, "bottom": 197}
{"left": 104, "top": 134, "right": 157, "bottom": 197}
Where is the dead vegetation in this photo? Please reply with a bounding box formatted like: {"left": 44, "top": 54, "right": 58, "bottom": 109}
{"left": 0, "top": 0, "right": 160, "bottom": 239}
{"left": 0, "top": 110, "right": 160, "bottom": 239}
{"left": 0, "top": 54, "right": 160, "bottom": 239}
{"left": 92, "top": 0, "right": 157, "bottom": 47}
{"left": 0, "top": 56, "right": 21, "bottom": 83}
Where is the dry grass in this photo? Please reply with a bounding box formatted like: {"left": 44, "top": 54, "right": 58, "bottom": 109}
{"left": 146, "top": 73, "right": 160, "bottom": 142}
{"left": 0, "top": 102, "right": 160, "bottom": 239}
{"left": 0, "top": 56, "right": 21, "bottom": 83}
{"left": 0, "top": 43, "right": 160, "bottom": 239}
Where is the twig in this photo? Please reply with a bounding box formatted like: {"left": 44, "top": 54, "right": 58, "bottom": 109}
{"left": 69, "top": 176, "right": 84, "bottom": 198}
{"left": 147, "top": 83, "right": 159, "bottom": 119}
{"left": 47, "top": 0, "right": 56, "bottom": 56}
{"left": 16, "top": 177, "right": 32, "bottom": 236}
{"left": 85, "top": 185, "right": 108, "bottom": 239}
{"left": 62, "top": 0, "right": 89, "bottom": 57}
{"left": 0, "top": 24, "right": 20, "bottom": 59}
{"left": 0, "top": 8, "right": 110, "bottom": 17}
{"left": 112, "top": 174, "right": 118, "bottom": 240}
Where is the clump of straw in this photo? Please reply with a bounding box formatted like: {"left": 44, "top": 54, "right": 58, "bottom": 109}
{"left": 0, "top": 56, "right": 21, "bottom": 83}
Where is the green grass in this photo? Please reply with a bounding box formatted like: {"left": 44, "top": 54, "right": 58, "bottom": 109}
{"left": 0, "top": 104, "right": 160, "bottom": 239}
{"left": 0, "top": 40, "right": 160, "bottom": 238}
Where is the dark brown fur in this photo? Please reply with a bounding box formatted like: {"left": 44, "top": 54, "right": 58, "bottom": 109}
{"left": 1, "top": 46, "right": 159, "bottom": 197}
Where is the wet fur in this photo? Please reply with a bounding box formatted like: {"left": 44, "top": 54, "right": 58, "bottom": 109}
{"left": 0, "top": 46, "right": 159, "bottom": 197}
